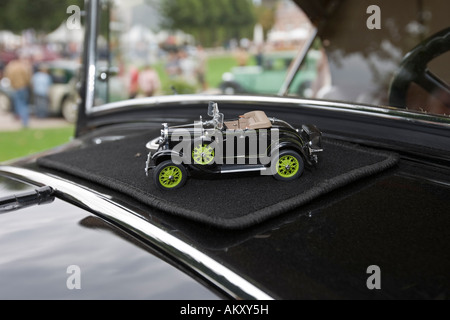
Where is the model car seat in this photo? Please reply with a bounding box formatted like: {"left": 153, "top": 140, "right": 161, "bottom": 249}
{"left": 238, "top": 111, "right": 272, "bottom": 130}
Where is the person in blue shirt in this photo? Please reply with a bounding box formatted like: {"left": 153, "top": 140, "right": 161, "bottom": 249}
{"left": 32, "top": 64, "right": 53, "bottom": 118}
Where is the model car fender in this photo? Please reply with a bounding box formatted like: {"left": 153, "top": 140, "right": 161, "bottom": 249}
{"left": 270, "top": 139, "right": 309, "bottom": 164}
{"left": 150, "top": 149, "right": 183, "bottom": 167}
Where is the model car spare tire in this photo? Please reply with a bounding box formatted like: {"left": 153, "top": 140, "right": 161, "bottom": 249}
{"left": 192, "top": 143, "right": 215, "bottom": 165}
{"left": 273, "top": 150, "right": 304, "bottom": 181}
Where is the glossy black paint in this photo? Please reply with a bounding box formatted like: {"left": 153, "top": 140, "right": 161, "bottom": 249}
{"left": 0, "top": 176, "right": 220, "bottom": 300}
{"left": 85, "top": 119, "right": 450, "bottom": 299}
{"left": 2, "top": 98, "right": 450, "bottom": 298}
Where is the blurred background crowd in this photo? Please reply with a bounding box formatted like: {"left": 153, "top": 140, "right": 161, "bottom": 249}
{"left": 0, "top": 0, "right": 314, "bottom": 128}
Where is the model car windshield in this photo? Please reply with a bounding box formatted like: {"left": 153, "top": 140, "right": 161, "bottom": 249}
{"left": 205, "top": 101, "right": 224, "bottom": 130}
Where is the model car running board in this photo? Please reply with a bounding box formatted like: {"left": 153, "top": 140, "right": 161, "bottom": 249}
{"left": 220, "top": 164, "right": 267, "bottom": 174}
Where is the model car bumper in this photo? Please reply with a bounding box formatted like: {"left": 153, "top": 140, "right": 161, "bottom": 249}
{"left": 308, "top": 145, "right": 323, "bottom": 164}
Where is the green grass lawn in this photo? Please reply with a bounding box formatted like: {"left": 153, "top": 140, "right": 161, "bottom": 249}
{"left": 0, "top": 126, "right": 75, "bottom": 162}
{"left": 206, "top": 55, "right": 241, "bottom": 88}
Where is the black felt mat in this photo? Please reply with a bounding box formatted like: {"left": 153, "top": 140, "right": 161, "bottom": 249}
{"left": 37, "top": 134, "right": 398, "bottom": 229}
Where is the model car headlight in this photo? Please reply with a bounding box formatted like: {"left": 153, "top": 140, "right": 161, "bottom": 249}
{"left": 308, "top": 136, "right": 323, "bottom": 153}
{"left": 145, "top": 137, "right": 160, "bottom": 152}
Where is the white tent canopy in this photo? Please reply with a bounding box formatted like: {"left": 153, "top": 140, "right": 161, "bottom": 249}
{"left": 123, "top": 24, "right": 157, "bottom": 43}
{"left": 0, "top": 31, "right": 22, "bottom": 48}
{"left": 46, "top": 23, "right": 84, "bottom": 43}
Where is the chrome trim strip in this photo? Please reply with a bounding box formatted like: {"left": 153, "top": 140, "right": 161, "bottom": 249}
{"left": 0, "top": 165, "right": 274, "bottom": 300}
{"left": 221, "top": 166, "right": 266, "bottom": 174}
{"left": 84, "top": 0, "right": 99, "bottom": 114}
{"left": 88, "top": 94, "right": 450, "bottom": 129}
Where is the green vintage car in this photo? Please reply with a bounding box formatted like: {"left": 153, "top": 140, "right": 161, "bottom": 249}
{"left": 220, "top": 50, "right": 319, "bottom": 97}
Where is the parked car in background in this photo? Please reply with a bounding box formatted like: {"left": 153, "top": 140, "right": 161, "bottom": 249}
{"left": 0, "top": 59, "right": 79, "bottom": 123}
{"left": 45, "top": 60, "right": 80, "bottom": 123}
{"left": 220, "top": 50, "right": 319, "bottom": 97}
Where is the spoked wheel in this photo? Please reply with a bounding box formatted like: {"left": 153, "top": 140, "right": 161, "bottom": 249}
{"left": 273, "top": 150, "right": 304, "bottom": 181}
{"left": 192, "top": 144, "right": 215, "bottom": 165}
{"left": 154, "top": 160, "right": 187, "bottom": 190}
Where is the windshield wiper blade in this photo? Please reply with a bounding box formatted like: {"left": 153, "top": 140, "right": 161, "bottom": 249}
{"left": 0, "top": 186, "right": 55, "bottom": 213}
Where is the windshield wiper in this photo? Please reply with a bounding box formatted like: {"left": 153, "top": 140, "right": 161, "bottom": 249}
{"left": 0, "top": 186, "right": 55, "bottom": 214}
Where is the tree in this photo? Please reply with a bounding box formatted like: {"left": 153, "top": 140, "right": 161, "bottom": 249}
{"left": 254, "top": 1, "right": 276, "bottom": 39}
{"left": 159, "top": 0, "right": 256, "bottom": 47}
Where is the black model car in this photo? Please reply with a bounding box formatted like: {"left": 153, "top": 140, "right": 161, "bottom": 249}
{"left": 145, "top": 101, "right": 323, "bottom": 190}
{"left": 1, "top": 0, "right": 450, "bottom": 301}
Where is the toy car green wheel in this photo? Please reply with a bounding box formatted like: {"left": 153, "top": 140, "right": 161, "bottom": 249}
{"left": 273, "top": 150, "right": 304, "bottom": 181}
{"left": 154, "top": 160, "right": 187, "bottom": 190}
{"left": 192, "top": 144, "right": 215, "bottom": 165}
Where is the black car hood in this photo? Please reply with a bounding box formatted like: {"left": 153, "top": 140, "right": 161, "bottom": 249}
{"left": 2, "top": 125, "right": 450, "bottom": 299}
{"left": 15, "top": 0, "right": 449, "bottom": 299}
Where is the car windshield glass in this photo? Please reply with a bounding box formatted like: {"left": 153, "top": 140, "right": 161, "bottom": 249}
{"left": 90, "top": 0, "right": 449, "bottom": 118}
{"left": 91, "top": 0, "right": 315, "bottom": 105}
